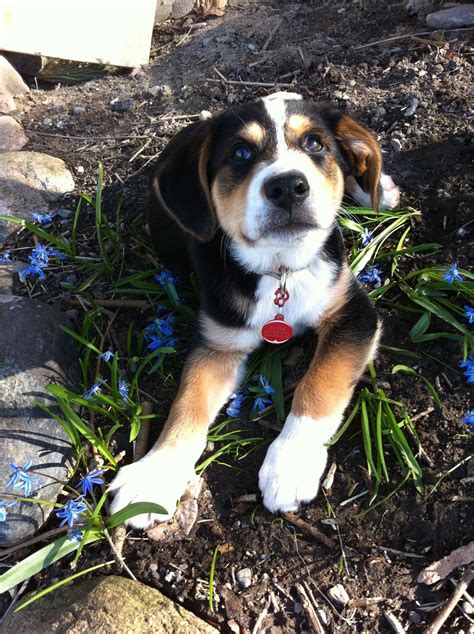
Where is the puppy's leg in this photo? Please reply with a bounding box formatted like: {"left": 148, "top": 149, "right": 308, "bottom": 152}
{"left": 110, "top": 346, "right": 246, "bottom": 528}
{"left": 259, "top": 276, "right": 380, "bottom": 513}
{"left": 346, "top": 173, "right": 400, "bottom": 210}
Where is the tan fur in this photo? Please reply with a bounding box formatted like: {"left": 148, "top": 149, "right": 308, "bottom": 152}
{"left": 211, "top": 165, "right": 256, "bottom": 241}
{"left": 240, "top": 121, "right": 266, "bottom": 146}
{"left": 154, "top": 347, "right": 246, "bottom": 452}
{"left": 333, "top": 115, "right": 382, "bottom": 211}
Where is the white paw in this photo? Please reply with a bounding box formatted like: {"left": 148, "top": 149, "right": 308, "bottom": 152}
{"left": 379, "top": 173, "right": 400, "bottom": 210}
{"left": 258, "top": 414, "right": 339, "bottom": 513}
{"left": 109, "top": 450, "right": 195, "bottom": 529}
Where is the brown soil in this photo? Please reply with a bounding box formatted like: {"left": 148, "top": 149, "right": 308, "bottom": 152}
{"left": 2, "top": 1, "right": 473, "bottom": 632}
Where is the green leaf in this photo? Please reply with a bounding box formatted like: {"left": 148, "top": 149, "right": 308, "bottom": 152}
{"left": 105, "top": 502, "right": 168, "bottom": 529}
{"left": 409, "top": 312, "right": 431, "bottom": 342}
{"left": 391, "top": 364, "right": 442, "bottom": 408}
{"left": 0, "top": 532, "right": 101, "bottom": 595}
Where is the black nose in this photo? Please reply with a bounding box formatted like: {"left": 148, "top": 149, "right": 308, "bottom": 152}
{"left": 264, "top": 171, "right": 310, "bottom": 211}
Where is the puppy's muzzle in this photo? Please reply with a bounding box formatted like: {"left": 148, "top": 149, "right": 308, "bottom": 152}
{"left": 264, "top": 171, "right": 309, "bottom": 214}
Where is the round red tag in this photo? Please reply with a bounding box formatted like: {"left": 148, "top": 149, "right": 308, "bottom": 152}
{"left": 261, "top": 318, "right": 293, "bottom": 344}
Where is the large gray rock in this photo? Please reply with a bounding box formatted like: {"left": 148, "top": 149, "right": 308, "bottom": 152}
{"left": 426, "top": 4, "right": 474, "bottom": 28}
{"left": 0, "top": 264, "right": 16, "bottom": 294}
{"left": 155, "top": 0, "right": 174, "bottom": 22}
{"left": 1, "top": 575, "right": 218, "bottom": 633}
{"left": 0, "top": 295, "right": 78, "bottom": 546}
{"left": 0, "top": 55, "right": 29, "bottom": 114}
{"left": 0, "top": 151, "right": 74, "bottom": 243}
{"left": 0, "top": 116, "right": 28, "bottom": 152}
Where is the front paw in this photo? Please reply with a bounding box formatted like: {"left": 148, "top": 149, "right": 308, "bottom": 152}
{"left": 258, "top": 414, "right": 337, "bottom": 513}
{"left": 108, "top": 450, "right": 195, "bottom": 529}
{"left": 379, "top": 173, "right": 400, "bottom": 210}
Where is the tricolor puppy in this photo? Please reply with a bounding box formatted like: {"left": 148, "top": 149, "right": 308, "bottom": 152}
{"left": 110, "top": 92, "right": 400, "bottom": 528}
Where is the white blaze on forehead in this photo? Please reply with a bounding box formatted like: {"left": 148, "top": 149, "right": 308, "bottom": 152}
{"left": 262, "top": 91, "right": 303, "bottom": 153}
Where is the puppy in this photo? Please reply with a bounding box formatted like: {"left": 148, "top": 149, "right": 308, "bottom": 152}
{"left": 110, "top": 92, "right": 399, "bottom": 528}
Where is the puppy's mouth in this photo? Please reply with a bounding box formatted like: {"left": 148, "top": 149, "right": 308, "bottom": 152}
{"left": 262, "top": 213, "right": 320, "bottom": 237}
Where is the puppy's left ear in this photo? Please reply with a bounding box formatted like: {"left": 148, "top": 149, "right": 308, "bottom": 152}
{"left": 332, "top": 114, "right": 382, "bottom": 211}
{"left": 151, "top": 119, "right": 216, "bottom": 242}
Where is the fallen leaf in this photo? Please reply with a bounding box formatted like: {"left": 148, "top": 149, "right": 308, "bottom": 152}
{"left": 417, "top": 541, "right": 474, "bottom": 584}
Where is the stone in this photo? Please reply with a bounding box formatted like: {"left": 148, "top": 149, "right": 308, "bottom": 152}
{"left": 1, "top": 575, "right": 217, "bottom": 633}
{"left": 0, "top": 295, "right": 79, "bottom": 546}
{"left": 236, "top": 567, "right": 252, "bottom": 589}
{"left": 0, "top": 55, "right": 29, "bottom": 114}
{"left": 170, "top": 0, "right": 195, "bottom": 18}
{"left": 426, "top": 5, "right": 474, "bottom": 29}
{"left": 0, "top": 264, "right": 16, "bottom": 294}
{"left": 404, "top": 97, "right": 419, "bottom": 118}
{"left": 327, "top": 583, "right": 350, "bottom": 607}
{"left": 155, "top": 0, "right": 173, "bottom": 23}
{"left": 110, "top": 97, "right": 134, "bottom": 112}
{"left": 0, "top": 116, "right": 28, "bottom": 152}
{"left": 0, "top": 151, "right": 75, "bottom": 243}
{"left": 71, "top": 106, "right": 86, "bottom": 115}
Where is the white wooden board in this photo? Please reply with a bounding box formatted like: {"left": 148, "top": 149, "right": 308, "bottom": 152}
{"left": 0, "top": 0, "right": 156, "bottom": 67}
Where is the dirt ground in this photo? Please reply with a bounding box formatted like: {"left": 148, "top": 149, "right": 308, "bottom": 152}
{"left": 4, "top": 0, "right": 473, "bottom": 631}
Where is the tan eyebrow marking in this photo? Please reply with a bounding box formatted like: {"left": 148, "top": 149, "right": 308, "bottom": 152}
{"left": 287, "top": 114, "right": 315, "bottom": 136}
{"left": 239, "top": 122, "right": 266, "bottom": 145}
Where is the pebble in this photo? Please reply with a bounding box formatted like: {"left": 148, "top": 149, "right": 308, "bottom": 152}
{"left": 235, "top": 568, "right": 252, "bottom": 589}
{"left": 426, "top": 5, "right": 474, "bottom": 29}
{"left": 390, "top": 136, "right": 403, "bottom": 153}
{"left": 462, "top": 601, "right": 473, "bottom": 615}
{"left": 294, "top": 602, "right": 303, "bottom": 614}
{"left": 327, "top": 583, "right": 350, "bottom": 607}
{"left": 76, "top": 165, "right": 85, "bottom": 174}
{"left": 408, "top": 610, "right": 421, "bottom": 624}
{"left": 42, "top": 117, "right": 52, "bottom": 126}
{"left": 72, "top": 106, "right": 85, "bottom": 115}
{"left": 404, "top": 97, "right": 419, "bottom": 118}
{"left": 110, "top": 97, "right": 134, "bottom": 112}
{"left": 317, "top": 609, "right": 328, "bottom": 625}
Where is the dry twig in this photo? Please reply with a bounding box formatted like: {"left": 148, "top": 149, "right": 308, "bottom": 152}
{"left": 295, "top": 583, "right": 325, "bottom": 634}
{"left": 426, "top": 569, "right": 473, "bottom": 634}
{"left": 282, "top": 512, "right": 336, "bottom": 549}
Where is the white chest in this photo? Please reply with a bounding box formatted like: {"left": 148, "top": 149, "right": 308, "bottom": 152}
{"left": 247, "top": 262, "right": 337, "bottom": 337}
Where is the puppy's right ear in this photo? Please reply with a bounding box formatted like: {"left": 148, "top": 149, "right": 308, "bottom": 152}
{"left": 150, "top": 119, "right": 216, "bottom": 242}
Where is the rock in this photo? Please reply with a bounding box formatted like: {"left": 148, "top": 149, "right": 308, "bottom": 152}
{"left": 0, "top": 151, "right": 75, "bottom": 243}
{"left": 426, "top": 5, "right": 474, "bottom": 29}
{"left": 390, "top": 136, "right": 403, "bottom": 153}
{"left": 0, "top": 264, "right": 16, "bottom": 294}
{"left": 155, "top": 0, "right": 173, "bottom": 23}
{"left": 0, "top": 55, "right": 29, "bottom": 114}
{"left": 0, "top": 116, "right": 28, "bottom": 152}
{"left": 170, "top": 0, "right": 195, "bottom": 19}
{"left": 1, "top": 575, "right": 217, "bottom": 633}
{"left": 110, "top": 97, "right": 134, "bottom": 112}
{"left": 236, "top": 567, "right": 252, "bottom": 589}
{"left": 404, "top": 97, "right": 419, "bottom": 118}
{"left": 71, "top": 106, "right": 86, "bottom": 115}
{"left": 327, "top": 583, "right": 350, "bottom": 607}
{"left": 0, "top": 295, "right": 79, "bottom": 546}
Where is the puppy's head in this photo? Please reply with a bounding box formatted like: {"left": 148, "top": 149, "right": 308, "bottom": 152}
{"left": 151, "top": 92, "right": 382, "bottom": 246}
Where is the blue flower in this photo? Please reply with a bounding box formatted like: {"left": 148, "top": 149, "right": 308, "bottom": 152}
{"left": 154, "top": 270, "right": 179, "bottom": 289}
{"left": 78, "top": 469, "right": 104, "bottom": 496}
{"left": 18, "top": 260, "right": 47, "bottom": 283}
{"left": 97, "top": 350, "right": 114, "bottom": 362}
{"left": 360, "top": 228, "right": 373, "bottom": 247}
{"left": 31, "top": 212, "right": 54, "bottom": 225}
{"left": 67, "top": 528, "right": 84, "bottom": 542}
{"left": 55, "top": 497, "right": 88, "bottom": 527}
{"left": 461, "top": 410, "right": 474, "bottom": 430}
{"left": 83, "top": 379, "right": 106, "bottom": 400}
{"left": 462, "top": 306, "right": 474, "bottom": 324}
{"left": 0, "top": 250, "right": 10, "bottom": 264}
{"left": 7, "top": 461, "right": 34, "bottom": 497}
{"left": 253, "top": 395, "right": 272, "bottom": 412}
{"left": 259, "top": 375, "right": 275, "bottom": 395}
{"left": 226, "top": 391, "right": 246, "bottom": 418}
{"left": 0, "top": 500, "right": 14, "bottom": 522}
{"left": 357, "top": 265, "right": 383, "bottom": 285}
{"left": 459, "top": 356, "right": 474, "bottom": 383}
{"left": 442, "top": 263, "right": 463, "bottom": 285}
{"left": 30, "top": 244, "right": 50, "bottom": 263}
{"left": 118, "top": 379, "right": 129, "bottom": 401}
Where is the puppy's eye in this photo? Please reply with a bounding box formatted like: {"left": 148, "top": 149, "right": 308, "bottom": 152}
{"left": 302, "top": 135, "right": 324, "bottom": 153}
{"left": 231, "top": 143, "right": 253, "bottom": 162}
